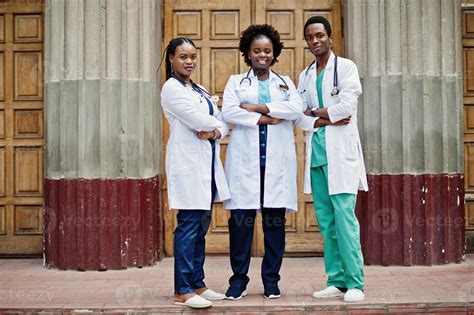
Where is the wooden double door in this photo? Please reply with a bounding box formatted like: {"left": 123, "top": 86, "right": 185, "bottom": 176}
{"left": 162, "top": 0, "right": 343, "bottom": 256}
{"left": 0, "top": 0, "right": 44, "bottom": 255}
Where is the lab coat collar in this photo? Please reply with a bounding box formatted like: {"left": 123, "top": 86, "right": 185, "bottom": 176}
{"left": 246, "top": 68, "right": 283, "bottom": 83}
{"left": 325, "top": 52, "right": 336, "bottom": 71}
{"left": 306, "top": 51, "right": 335, "bottom": 83}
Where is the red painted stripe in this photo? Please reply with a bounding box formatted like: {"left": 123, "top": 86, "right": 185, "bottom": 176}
{"left": 128, "top": 180, "right": 140, "bottom": 266}
{"left": 357, "top": 174, "right": 465, "bottom": 266}
{"left": 44, "top": 177, "right": 162, "bottom": 270}
{"left": 45, "top": 174, "right": 463, "bottom": 268}
{"left": 44, "top": 179, "right": 59, "bottom": 267}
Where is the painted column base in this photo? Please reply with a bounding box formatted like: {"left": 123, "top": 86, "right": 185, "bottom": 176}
{"left": 357, "top": 174, "right": 465, "bottom": 266}
{"left": 44, "top": 176, "right": 162, "bottom": 270}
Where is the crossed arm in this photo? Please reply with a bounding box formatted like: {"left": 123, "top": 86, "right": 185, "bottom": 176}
{"left": 239, "top": 103, "right": 284, "bottom": 125}
{"left": 302, "top": 107, "right": 350, "bottom": 127}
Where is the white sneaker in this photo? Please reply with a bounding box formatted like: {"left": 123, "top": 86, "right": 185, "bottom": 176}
{"left": 174, "top": 295, "right": 212, "bottom": 308}
{"left": 312, "top": 286, "right": 344, "bottom": 298}
{"left": 344, "top": 288, "right": 365, "bottom": 302}
{"left": 226, "top": 290, "right": 247, "bottom": 300}
{"left": 199, "top": 288, "right": 226, "bottom": 301}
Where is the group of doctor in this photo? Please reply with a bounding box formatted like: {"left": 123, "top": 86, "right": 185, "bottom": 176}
{"left": 160, "top": 16, "right": 368, "bottom": 309}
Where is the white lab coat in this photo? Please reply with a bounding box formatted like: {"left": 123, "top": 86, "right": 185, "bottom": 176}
{"left": 296, "top": 52, "right": 368, "bottom": 195}
{"left": 161, "top": 78, "right": 231, "bottom": 210}
{"left": 222, "top": 70, "right": 303, "bottom": 212}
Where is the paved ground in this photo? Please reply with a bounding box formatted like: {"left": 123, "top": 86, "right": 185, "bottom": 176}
{"left": 0, "top": 254, "right": 473, "bottom": 314}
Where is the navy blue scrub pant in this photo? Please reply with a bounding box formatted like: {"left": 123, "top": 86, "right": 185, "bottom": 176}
{"left": 228, "top": 167, "right": 286, "bottom": 291}
{"left": 174, "top": 143, "right": 217, "bottom": 295}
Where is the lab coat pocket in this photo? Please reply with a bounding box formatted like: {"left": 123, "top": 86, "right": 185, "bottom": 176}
{"left": 169, "top": 143, "right": 199, "bottom": 174}
{"left": 299, "top": 89, "right": 308, "bottom": 100}
{"left": 236, "top": 88, "right": 251, "bottom": 103}
{"left": 327, "top": 94, "right": 340, "bottom": 107}
{"left": 299, "top": 91, "right": 311, "bottom": 110}
{"left": 271, "top": 84, "right": 289, "bottom": 101}
{"left": 340, "top": 136, "right": 359, "bottom": 161}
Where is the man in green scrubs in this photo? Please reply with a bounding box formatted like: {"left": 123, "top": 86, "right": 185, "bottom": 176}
{"left": 297, "top": 16, "right": 368, "bottom": 303}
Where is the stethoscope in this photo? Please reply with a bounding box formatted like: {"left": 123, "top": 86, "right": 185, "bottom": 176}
{"left": 239, "top": 68, "right": 289, "bottom": 91}
{"left": 172, "top": 75, "right": 218, "bottom": 145}
{"left": 172, "top": 74, "right": 219, "bottom": 104}
{"left": 303, "top": 55, "right": 339, "bottom": 97}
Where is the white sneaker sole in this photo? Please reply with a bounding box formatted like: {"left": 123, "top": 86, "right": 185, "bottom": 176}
{"left": 174, "top": 301, "right": 212, "bottom": 308}
{"left": 202, "top": 295, "right": 226, "bottom": 301}
{"left": 312, "top": 293, "right": 344, "bottom": 298}
{"left": 344, "top": 296, "right": 365, "bottom": 302}
{"left": 226, "top": 290, "right": 248, "bottom": 300}
{"left": 200, "top": 291, "right": 227, "bottom": 301}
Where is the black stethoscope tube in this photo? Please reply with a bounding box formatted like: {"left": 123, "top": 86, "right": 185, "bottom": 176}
{"left": 304, "top": 55, "right": 339, "bottom": 96}
{"left": 239, "top": 69, "right": 289, "bottom": 88}
{"left": 171, "top": 74, "right": 213, "bottom": 100}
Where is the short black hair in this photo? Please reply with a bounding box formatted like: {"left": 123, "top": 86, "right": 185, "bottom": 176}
{"left": 304, "top": 16, "right": 332, "bottom": 37}
{"left": 239, "top": 24, "right": 284, "bottom": 67}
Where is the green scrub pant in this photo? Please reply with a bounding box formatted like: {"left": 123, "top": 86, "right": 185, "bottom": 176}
{"left": 310, "top": 164, "right": 364, "bottom": 290}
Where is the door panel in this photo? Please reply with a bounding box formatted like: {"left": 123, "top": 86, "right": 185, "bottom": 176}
{"left": 0, "top": 0, "right": 44, "bottom": 255}
{"left": 463, "top": 4, "right": 474, "bottom": 250}
{"left": 162, "top": 0, "right": 342, "bottom": 256}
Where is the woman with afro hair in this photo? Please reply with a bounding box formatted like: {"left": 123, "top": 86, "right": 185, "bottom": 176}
{"left": 221, "top": 24, "right": 303, "bottom": 300}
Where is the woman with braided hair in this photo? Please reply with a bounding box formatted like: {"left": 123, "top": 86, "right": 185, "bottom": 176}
{"left": 160, "top": 37, "right": 230, "bottom": 309}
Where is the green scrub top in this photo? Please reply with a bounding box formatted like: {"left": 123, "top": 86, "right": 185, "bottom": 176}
{"left": 311, "top": 67, "right": 327, "bottom": 168}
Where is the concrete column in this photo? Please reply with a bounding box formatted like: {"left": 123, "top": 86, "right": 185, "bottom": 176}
{"left": 345, "top": 0, "right": 464, "bottom": 265}
{"left": 44, "top": 0, "right": 163, "bottom": 270}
